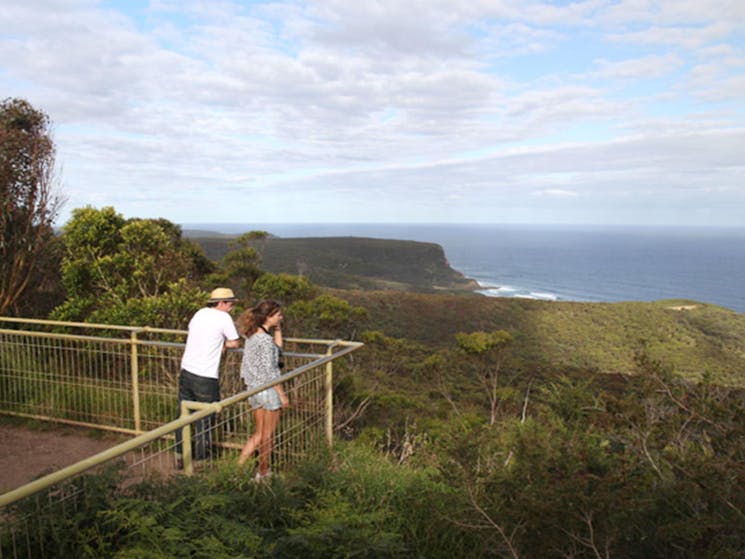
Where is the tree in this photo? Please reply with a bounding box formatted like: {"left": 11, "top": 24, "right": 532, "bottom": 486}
{"left": 251, "top": 272, "right": 317, "bottom": 305}
{"left": 456, "top": 330, "right": 514, "bottom": 425}
{"left": 220, "top": 231, "right": 268, "bottom": 298}
{"left": 52, "top": 206, "right": 214, "bottom": 326}
{"left": 0, "top": 98, "right": 64, "bottom": 316}
{"left": 288, "top": 293, "right": 369, "bottom": 340}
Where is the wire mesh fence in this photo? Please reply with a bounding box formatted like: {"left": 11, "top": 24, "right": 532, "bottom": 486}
{"left": 0, "top": 317, "right": 362, "bottom": 559}
{"left": 0, "top": 321, "right": 184, "bottom": 433}
{"left": 0, "top": 318, "right": 347, "bottom": 434}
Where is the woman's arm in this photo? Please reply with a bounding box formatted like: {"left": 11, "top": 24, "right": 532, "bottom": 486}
{"left": 275, "top": 382, "right": 289, "bottom": 407}
{"left": 270, "top": 332, "right": 288, "bottom": 405}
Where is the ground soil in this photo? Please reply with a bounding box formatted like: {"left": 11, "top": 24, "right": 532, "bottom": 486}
{"left": 0, "top": 420, "right": 129, "bottom": 494}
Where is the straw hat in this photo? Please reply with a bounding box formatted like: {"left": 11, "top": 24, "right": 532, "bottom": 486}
{"left": 207, "top": 287, "right": 239, "bottom": 303}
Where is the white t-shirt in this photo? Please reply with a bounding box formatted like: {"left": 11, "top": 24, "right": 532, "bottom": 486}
{"left": 180, "top": 307, "right": 240, "bottom": 379}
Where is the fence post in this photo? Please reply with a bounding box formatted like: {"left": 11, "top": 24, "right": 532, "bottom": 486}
{"left": 181, "top": 401, "right": 194, "bottom": 476}
{"left": 131, "top": 331, "right": 141, "bottom": 433}
{"left": 325, "top": 344, "right": 334, "bottom": 448}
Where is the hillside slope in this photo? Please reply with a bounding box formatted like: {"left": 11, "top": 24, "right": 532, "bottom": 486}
{"left": 334, "top": 289, "right": 745, "bottom": 386}
{"left": 193, "top": 235, "right": 479, "bottom": 293}
{"left": 189, "top": 232, "right": 744, "bottom": 386}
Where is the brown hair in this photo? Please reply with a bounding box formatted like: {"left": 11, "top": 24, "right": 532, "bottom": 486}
{"left": 237, "top": 300, "right": 281, "bottom": 338}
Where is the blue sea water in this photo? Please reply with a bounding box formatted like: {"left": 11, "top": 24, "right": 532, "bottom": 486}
{"left": 184, "top": 223, "right": 745, "bottom": 314}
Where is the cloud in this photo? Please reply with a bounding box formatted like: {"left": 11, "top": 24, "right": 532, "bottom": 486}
{"left": 532, "top": 189, "right": 579, "bottom": 198}
{"left": 593, "top": 53, "right": 684, "bottom": 80}
{"left": 1, "top": 0, "right": 743, "bottom": 225}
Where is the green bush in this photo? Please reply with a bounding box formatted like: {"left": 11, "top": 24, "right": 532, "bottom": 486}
{"left": 7, "top": 386, "right": 744, "bottom": 559}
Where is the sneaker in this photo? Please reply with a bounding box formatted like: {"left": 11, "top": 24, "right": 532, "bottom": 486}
{"left": 253, "top": 470, "right": 272, "bottom": 482}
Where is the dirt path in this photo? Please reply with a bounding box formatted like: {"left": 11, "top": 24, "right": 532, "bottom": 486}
{"left": 0, "top": 422, "right": 128, "bottom": 494}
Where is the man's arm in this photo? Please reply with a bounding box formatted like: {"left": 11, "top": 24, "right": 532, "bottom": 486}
{"left": 221, "top": 313, "right": 241, "bottom": 350}
{"left": 224, "top": 338, "right": 241, "bottom": 349}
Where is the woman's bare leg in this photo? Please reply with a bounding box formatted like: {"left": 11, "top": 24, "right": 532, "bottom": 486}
{"left": 238, "top": 409, "right": 267, "bottom": 465}
{"left": 257, "top": 409, "right": 281, "bottom": 476}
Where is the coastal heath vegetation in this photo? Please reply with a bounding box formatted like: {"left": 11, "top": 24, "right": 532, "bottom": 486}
{"left": 2, "top": 121, "right": 744, "bottom": 556}
{"left": 12, "top": 359, "right": 745, "bottom": 557}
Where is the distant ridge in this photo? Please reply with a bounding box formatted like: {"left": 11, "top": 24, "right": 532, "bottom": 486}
{"left": 183, "top": 229, "right": 279, "bottom": 239}
{"left": 189, "top": 234, "right": 479, "bottom": 294}
{"left": 182, "top": 229, "right": 232, "bottom": 238}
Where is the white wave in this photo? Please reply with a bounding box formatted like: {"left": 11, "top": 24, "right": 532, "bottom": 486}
{"left": 478, "top": 285, "right": 560, "bottom": 301}
{"left": 527, "top": 291, "right": 559, "bottom": 301}
{"left": 472, "top": 273, "right": 562, "bottom": 302}
{"left": 477, "top": 285, "right": 518, "bottom": 296}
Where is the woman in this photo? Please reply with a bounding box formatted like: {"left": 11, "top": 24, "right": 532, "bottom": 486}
{"left": 237, "top": 300, "right": 289, "bottom": 480}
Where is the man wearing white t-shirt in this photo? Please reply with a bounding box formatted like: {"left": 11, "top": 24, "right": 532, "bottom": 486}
{"left": 175, "top": 288, "right": 241, "bottom": 463}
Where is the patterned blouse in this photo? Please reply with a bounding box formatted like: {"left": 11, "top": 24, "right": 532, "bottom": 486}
{"left": 240, "top": 332, "right": 281, "bottom": 390}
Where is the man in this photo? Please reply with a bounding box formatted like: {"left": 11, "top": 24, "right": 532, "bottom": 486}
{"left": 175, "top": 287, "right": 241, "bottom": 463}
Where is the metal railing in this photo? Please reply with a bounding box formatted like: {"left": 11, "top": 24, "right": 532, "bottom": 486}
{"left": 0, "top": 317, "right": 359, "bottom": 434}
{"left": 0, "top": 317, "right": 363, "bottom": 558}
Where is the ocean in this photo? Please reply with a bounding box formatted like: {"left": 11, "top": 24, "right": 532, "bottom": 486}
{"left": 184, "top": 223, "right": 745, "bottom": 314}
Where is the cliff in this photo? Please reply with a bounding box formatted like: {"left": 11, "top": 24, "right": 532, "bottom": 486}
{"left": 191, "top": 235, "right": 479, "bottom": 294}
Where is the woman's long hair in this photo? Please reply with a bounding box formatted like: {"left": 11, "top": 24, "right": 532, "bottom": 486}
{"left": 237, "top": 300, "right": 281, "bottom": 338}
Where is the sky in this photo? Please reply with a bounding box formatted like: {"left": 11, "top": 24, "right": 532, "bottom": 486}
{"left": 2, "top": 0, "right": 744, "bottom": 227}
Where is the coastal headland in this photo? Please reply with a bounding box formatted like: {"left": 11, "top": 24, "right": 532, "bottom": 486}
{"left": 188, "top": 232, "right": 480, "bottom": 294}
{"left": 188, "top": 231, "right": 745, "bottom": 387}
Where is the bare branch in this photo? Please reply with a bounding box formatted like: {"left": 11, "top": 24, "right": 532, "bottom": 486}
{"left": 466, "top": 484, "right": 522, "bottom": 559}
{"left": 560, "top": 511, "right": 611, "bottom": 559}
